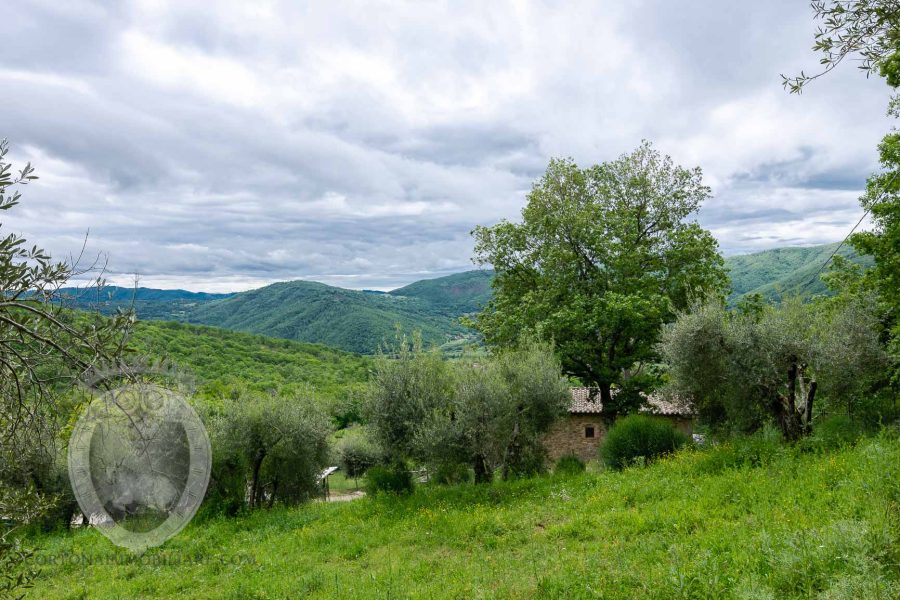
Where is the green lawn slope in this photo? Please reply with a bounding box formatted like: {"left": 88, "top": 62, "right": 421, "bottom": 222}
{"left": 30, "top": 433, "right": 899, "bottom": 599}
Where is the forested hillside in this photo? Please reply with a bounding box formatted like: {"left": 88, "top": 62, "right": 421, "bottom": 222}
{"left": 725, "top": 242, "right": 871, "bottom": 303}
{"left": 184, "top": 279, "right": 476, "bottom": 354}
{"left": 55, "top": 286, "right": 233, "bottom": 320}
{"left": 55, "top": 247, "right": 871, "bottom": 354}
{"left": 388, "top": 269, "right": 494, "bottom": 315}
{"left": 129, "top": 320, "right": 370, "bottom": 401}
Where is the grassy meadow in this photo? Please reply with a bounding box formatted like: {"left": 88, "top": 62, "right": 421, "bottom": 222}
{"left": 28, "top": 432, "right": 900, "bottom": 599}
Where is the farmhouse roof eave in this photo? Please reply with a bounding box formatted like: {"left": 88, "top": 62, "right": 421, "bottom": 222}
{"left": 567, "top": 386, "right": 693, "bottom": 417}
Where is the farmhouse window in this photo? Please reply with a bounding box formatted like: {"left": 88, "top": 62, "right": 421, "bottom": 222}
{"left": 585, "top": 425, "right": 595, "bottom": 438}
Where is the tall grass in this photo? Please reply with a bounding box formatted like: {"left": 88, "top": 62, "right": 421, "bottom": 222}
{"left": 27, "top": 431, "right": 900, "bottom": 599}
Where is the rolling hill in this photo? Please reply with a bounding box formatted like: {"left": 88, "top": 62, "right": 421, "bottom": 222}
{"left": 58, "top": 244, "right": 870, "bottom": 354}
{"left": 388, "top": 269, "right": 494, "bottom": 316}
{"left": 184, "top": 277, "right": 487, "bottom": 354}
{"left": 725, "top": 242, "right": 871, "bottom": 303}
{"left": 55, "top": 286, "right": 233, "bottom": 320}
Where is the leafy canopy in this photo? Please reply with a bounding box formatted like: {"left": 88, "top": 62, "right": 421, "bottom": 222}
{"left": 783, "top": 1, "right": 900, "bottom": 93}
{"left": 471, "top": 142, "right": 727, "bottom": 414}
{"left": 659, "top": 294, "right": 888, "bottom": 439}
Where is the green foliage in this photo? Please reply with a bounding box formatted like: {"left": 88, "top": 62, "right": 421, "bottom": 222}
{"left": 659, "top": 296, "right": 889, "bottom": 438}
{"left": 600, "top": 414, "right": 689, "bottom": 470}
{"left": 695, "top": 426, "right": 784, "bottom": 473}
{"left": 852, "top": 130, "right": 900, "bottom": 386}
{"left": 1, "top": 140, "right": 133, "bottom": 590}
{"left": 784, "top": 1, "right": 900, "bottom": 93}
{"left": 54, "top": 286, "right": 232, "bottom": 321}
{"left": 186, "top": 278, "right": 477, "bottom": 354}
{"left": 206, "top": 392, "right": 331, "bottom": 512}
{"left": 430, "top": 462, "right": 472, "bottom": 485}
{"left": 334, "top": 427, "right": 381, "bottom": 480}
{"left": 0, "top": 486, "right": 54, "bottom": 599}
{"left": 415, "top": 339, "right": 570, "bottom": 482}
{"left": 472, "top": 142, "right": 727, "bottom": 415}
{"left": 553, "top": 454, "right": 586, "bottom": 476}
{"left": 365, "top": 464, "right": 414, "bottom": 496}
{"left": 30, "top": 432, "right": 900, "bottom": 598}
{"left": 800, "top": 414, "right": 867, "bottom": 453}
{"left": 130, "top": 320, "right": 370, "bottom": 404}
{"left": 389, "top": 270, "right": 494, "bottom": 316}
{"left": 788, "top": 0, "right": 900, "bottom": 399}
{"left": 365, "top": 332, "right": 454, "bottom": 463}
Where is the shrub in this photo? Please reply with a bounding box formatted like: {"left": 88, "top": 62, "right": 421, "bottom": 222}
{"left": 799, "top": 414, "right": 866, "bottom": 453}
{"left": 600, "top": 415, "right": 688, "bottom": 470}
{"left": 554, "top": 454, "right": 586, "bottom": 476}
{"left": 431, "top": 462, "right": 472, "bottom": 485}
{"left": 335, "top": 427, "right": 381, "bottom": 483}
{"left": 365, "top": 464, "right": 414, "bottom": 495}
{"left": 696, "top": 425, "right": 783, "bottom": 473}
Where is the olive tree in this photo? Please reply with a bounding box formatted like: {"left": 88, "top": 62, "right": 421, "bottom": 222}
{"left": 208, "top": 392, "right": 331, "bottom": 511}
{"left": 0, "top": 140, "right": 132, "bottom": 593}
{"left": 415, "top": 340, "right": 570, "bottom": 482}
{"left": 364, "top": 331, "right": 453, "bottom": 464}
{"left": 659, "top": 295, "right": 888, "bottom": 439}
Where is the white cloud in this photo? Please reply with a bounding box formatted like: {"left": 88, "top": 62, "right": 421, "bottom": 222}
{"left": 1, "top": 0, "right": 893, "bottom": 291}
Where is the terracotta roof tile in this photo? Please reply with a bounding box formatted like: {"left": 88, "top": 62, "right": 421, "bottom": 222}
{"left": 568, "top": 387, "right": 693, "bottom": 416}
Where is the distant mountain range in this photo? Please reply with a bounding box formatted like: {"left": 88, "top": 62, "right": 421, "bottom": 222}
{"left": 54, "top": 287, "right": 233, "bottom": 321}
{"left": 57, "top": 243, "right": 868, "bottom": 354}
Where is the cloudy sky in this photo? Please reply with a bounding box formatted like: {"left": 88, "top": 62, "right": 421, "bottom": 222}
{"left": 2, "top": 0, "right": 893, "bottom": 292}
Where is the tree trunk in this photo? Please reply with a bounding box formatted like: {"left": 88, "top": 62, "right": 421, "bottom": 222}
{"left": 473, "top": 454, "right": 491, "bottom": 484}
{"left": 804, "top": 381, "right": 817, "bottom": 434}
{"left": 775, "top": 361, "right": 806, "bottom": 441}
{"left": 267, "top": 475, "right": 278, "bottom": 508}
{"left": 502, "top": 418, "right": 522, "bottom": 480}
{"left": 595, "top": 383, "right": 616, "bottom": 428}
{"left": 249, "top": 450, "right": 265, "bottom": 509}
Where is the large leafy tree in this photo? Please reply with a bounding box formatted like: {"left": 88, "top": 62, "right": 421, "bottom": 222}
{"left": 471, "top": 142, "right": 727, "bottom": 415}
{"left": 854, "top": 133, "right": 900, "bottom": 375}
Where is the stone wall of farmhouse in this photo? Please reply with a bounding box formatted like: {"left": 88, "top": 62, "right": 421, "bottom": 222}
{"left": 542, "top": 415, "right": 607, "bottom": 462}
{"left": 542, "top": 414, "right": 694, "bottom": 463}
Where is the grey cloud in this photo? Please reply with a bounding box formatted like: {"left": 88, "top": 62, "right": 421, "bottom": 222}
{"left": 1, "top": 0, "right": 893, "bottom": 291}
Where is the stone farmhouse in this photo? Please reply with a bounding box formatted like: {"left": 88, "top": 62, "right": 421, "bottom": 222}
{"left": 543, "top": 387, "right": 694, "bottom": 462}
